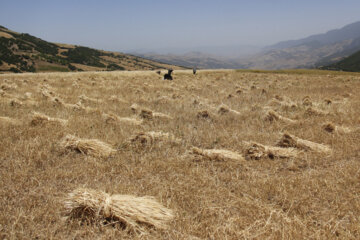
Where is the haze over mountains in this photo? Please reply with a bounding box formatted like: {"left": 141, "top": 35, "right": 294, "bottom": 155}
{"left": 132, "top": 21, "right": 360, "bottom": 70}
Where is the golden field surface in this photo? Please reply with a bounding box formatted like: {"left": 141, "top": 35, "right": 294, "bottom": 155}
{"left": 0, "top": 69, "right": 360, "bottom": 239}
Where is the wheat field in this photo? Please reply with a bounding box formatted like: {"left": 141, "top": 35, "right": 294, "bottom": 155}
{"left": 1, "top": 69, "right": 360, "bottom": 239}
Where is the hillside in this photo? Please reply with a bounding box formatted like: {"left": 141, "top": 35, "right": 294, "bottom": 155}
{"left": 0, "top": 25, "right": 181, "bottom": 73}
{"left": 135, "top": 21, "right": 360, "bottom": 70}
{"left": 321, "top": 49, "right": 360, "bottom": 72}
{"left": 243, "top": 21, "right": 360, "bottom": 69}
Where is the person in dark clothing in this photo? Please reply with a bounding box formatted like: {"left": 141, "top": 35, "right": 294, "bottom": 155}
{"left": 164, "top": 69, "right": 173, "bottom": 80}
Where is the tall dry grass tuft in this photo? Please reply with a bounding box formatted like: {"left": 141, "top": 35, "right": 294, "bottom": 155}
{"left": 191, "top": 147, "right": 244, "bottom": 161}
{"left": 64, "top": 188, "right": 174, "bottom": 233}
{"left": 277, "top": 133, "right": 332, "bottom": 154}
{"left": 60, "top": 134, "right": 116, "bottom": 158}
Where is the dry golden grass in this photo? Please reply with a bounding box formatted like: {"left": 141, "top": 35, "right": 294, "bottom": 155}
{"left": 1, "top": 69, "right": 360, "bottom": 239}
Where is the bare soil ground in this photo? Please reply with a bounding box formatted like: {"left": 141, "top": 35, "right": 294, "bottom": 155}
{"left": 1, "top": 69, "right": 360, "bottom": 239}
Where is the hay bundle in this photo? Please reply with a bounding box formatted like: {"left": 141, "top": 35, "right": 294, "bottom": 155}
{"left": 9, "top": 99, "right": 23, "bottom": 107}
{"left": 31, "top": 112, "right": 68, "bottom": 126}
{"left": 268, "top": 98, "right": 297, "bottom": 110}
{"left": 60, "top": 134, "right": 116, "bottom": 158}
{"left": 265, "top": 110, "right": 297, "bottom": 124}
{"left": 235, "top": 88, "right": 243, "bottom": 95}
{"left": 128, "top": 131, "right": 181, "bottom": 147}
{"left": 64, "top": 102, "right": 85, "bottom": 111}
{"left": 302, "top": 96, "right": 312, "bottom": 106}
{"left": 304, "top": 107, "right": 328, "bottom": 116}
{"left": 191, "top": 147, "right": 244, "bottom": 161}
{"left": 1, "top": 83, "right": 17, "bottom": 91}
{"left": 324, "top": 99, "right": 332, "bottom": 105}
{"left": 109, "top": 95, "right": 128, "bottom": 104}
{"left": 152, "top": 112, "right": 173, "bottom": 120}
{"left": 131, "top": 104, "right": 172, "bottom": 120}
{"left": 24, "top": 92, "right": 32, "bottom": 99}
{"left": 102, "top": 113, "right": 143, "bottom": 126}
{"left": 276, "top": 133, "right": 332, "bottom": 154}
{"left": 244, "top": 142, "right": 300, "bottom": 160}
{"left": 218, "top": 104, "right": 241, "bottom": 116}
{"left": 139, "top": 109, "right": 153, "bottom": 120}
{"left": 64, "top": 188, "right": 174, "bottom": 232}
{"left": 323, "top": 122, "right": 351, "bottom": 134}
{"left": 197, "top": 110, "right": 211, "bottom": 119}
{"left": 0, "top": 116, "right": 20, "bottom": 125}
{"left": 79, "top": 94, "right": 102, "bottom": 104}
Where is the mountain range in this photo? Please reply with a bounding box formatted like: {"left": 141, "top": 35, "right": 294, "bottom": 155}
{"left": 0, "top": 25, "right": 180, "bottom": 73}
{"left": 133, "top": 21, "right": 360, "bottom": 70}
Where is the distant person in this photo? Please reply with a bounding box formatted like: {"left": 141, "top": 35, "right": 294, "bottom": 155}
{"left": 164, "top": 69, "right": 173, "bottom": 80}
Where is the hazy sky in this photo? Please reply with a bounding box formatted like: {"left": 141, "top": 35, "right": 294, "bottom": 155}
{"left": 1, "top": 0, "right": 360, "bottom": 52}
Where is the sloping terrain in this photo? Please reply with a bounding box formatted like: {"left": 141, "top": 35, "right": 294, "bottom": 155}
{"left": 1, "top": 69, "right": 360, "bottom": 239}
{"left": 321, "top": 49, "right": 360, "bottom": 72}
{"left": 0, "top": 25, "right": 181, "bottom": 73}
{"left": 243, "top": 21, "right": 360, "bottom": 69}
{"left": 136, "top": 21, "right": 360, "bottom": 70}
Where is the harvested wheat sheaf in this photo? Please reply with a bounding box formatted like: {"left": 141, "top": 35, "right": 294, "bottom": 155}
{"left": 244, "top": 142, "right": 300, "bottom": 160}
{"left": 218, "top": 104, "right": 241, "bottom": 116}
{"left": 304, "top": 107, "right": 328, "bottom": 116}
{"left": 191, "top": 147, "right": 244, "bottom": 161}
{"left": 128, "top": 131, "right": 181, "bottom": 147}
{"left": 265, "top": 110, "right": 297, "bottom": 124}
{"left": 277, "top": 133, "right": 332, "bottom": 154}
{"left": 302, "top": 96, "right": 313, "bottom": 106}
{"left": 102, "top": 113, "right": 143, "bottom": 126}
{"left": 9, "top": 98, "right": 23, "bottom": 107}
{"left": 31, "top": 112, "right": 68, "bottom": 126}
{"left": 64, "top": 188, "right": 174, "bottom": 233}
{"left": 323, "top": 122, "right": 352, "bottom": 134}
{"left": 60, "top": 134, "right": 116, "bottom": 158}
{"left": 131, "top": 103, "right": 173, "bottom": 120}
{"left": 197, "top": 110, "right": 211, "bottom": 119}
{"left": 0, "top": 116, "right": 20, "bottom": 125}
{"left": 79, "top": 94, "right": 102, "bottom": 104}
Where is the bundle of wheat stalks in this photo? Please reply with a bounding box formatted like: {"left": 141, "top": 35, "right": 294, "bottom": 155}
{"left": 0, "top": 116, "right": 20, "bottom": 125}
{"left": 31, "top": 112, "right": 68, "bottom": 126}
{"left": 244, "top": 142, "right": 300, "bottom": 160}
{"left": 128, "top": 131, "right": 181, "bottom": 147}
{"left": 265, "top": 110, "right": 297, "bottom": 124}
{"left": 191, "top": 147, "right": 244, "bottom": 161}
{"left": 64, "top": 188, "right": 174, "bottom": 233}
{"left": 323, "top": 122, "right": 352, "bottom": 134}
{"left": 102, "top": 113, "right": 143, "bottom": 126}
{"left": 277, "top": 133, "right": 332, "bottom": 154}
{"left": 60, "top": 134, "right": 116, "bottom": 158}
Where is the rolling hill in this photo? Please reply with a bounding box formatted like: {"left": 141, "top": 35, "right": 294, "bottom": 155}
{"left": 0, "top": 25, "right": 182, "bottom": 73}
